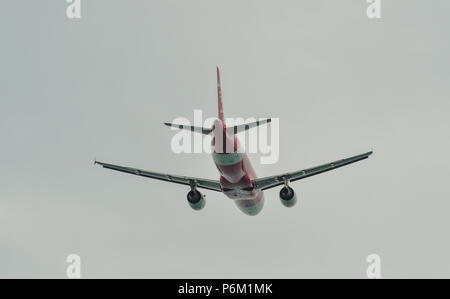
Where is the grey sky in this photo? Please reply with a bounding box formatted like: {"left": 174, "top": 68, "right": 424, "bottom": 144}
{"left": 0, "top": 0, "right": 449, "bottom": 278}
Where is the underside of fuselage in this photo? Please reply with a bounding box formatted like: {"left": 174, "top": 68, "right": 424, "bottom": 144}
{"left": 231, "top": 190, "right": 265, "bottom": 216}
{"left": 211, "top": 119, "right": 264, "bottom": 215}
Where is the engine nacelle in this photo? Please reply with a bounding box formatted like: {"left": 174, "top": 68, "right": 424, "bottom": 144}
{"left": 279, "top": 186, "right": 297, "bottom": 208}
{"left": 187, "top": 190, "right": 205, "bottom": 210}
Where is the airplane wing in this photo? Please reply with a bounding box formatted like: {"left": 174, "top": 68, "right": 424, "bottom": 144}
{"left": 95, "top": 161, "right": 222, "bottom": 192}
{"left": 252, "top": 151, "right": 373, "bottom": 191}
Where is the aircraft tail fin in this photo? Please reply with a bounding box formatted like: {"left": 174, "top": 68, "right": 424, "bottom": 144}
{"left": 217, "top": 66, "right": 224, "bottom": 122}
{"left": 164, "top": 68, "right": 271, "bottom": 136}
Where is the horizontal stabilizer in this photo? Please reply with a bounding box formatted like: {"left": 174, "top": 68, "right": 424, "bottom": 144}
{"left": 164, "top": 122, "right": 212, "bottom": 135}
{"left": 226, "top": 118, "right": 271, "bottom": 135}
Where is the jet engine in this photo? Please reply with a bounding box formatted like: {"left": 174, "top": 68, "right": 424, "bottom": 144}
{"left": 187, "top": 189, "right": 205, "bottom": 210}
{"left": 279, "top": 186, "right": 297, "bottom": 207}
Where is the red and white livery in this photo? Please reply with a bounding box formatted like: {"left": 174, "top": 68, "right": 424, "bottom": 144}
{"left": 96, "top": 68, "right": 372, "bottom": 215}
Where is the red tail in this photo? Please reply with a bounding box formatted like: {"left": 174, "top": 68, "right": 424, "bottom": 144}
{"left": 217, "top": 67, "right": 224, "bottom": 122}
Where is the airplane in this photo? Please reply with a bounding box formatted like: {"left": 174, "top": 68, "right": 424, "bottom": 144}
{"left": 95, "top": 67, "right": 372, "bottom": 216}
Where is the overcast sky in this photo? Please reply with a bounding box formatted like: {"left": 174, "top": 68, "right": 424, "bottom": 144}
{"left": 1, "top": 0, "right": 449, "bottom": 278}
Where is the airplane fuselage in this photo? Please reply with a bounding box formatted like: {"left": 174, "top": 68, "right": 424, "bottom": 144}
{"left": 212, "top": 119, "right": 264, "bottom": 215}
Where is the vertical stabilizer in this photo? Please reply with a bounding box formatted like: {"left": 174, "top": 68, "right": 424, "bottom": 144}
{"left": 217, "top": 67, "right": 224, "bottom": 122}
